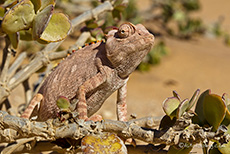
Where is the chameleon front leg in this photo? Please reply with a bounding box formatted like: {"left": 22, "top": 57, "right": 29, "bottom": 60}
{"left": 77, "top": 60, "right": 107, "bottom": 120}
{"left": 117, "top": 83, "right": 128, "bottom": 121}
{"left": 21, "top": 93, "right": 43, "bottom": 119}
{"left": 77, "top": 74, "right": 106, "bottom": 120}
{"left": 117, "top": 83, "right": 136, "bottom": 145}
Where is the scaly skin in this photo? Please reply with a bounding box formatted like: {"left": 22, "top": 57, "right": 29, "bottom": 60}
{"left": 21, "top": 22, "right": 155, "bottom": 122}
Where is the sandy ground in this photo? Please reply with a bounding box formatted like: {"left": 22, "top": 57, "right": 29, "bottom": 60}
{"left": 4, "top": 0, "right": 230, "bottom": 153}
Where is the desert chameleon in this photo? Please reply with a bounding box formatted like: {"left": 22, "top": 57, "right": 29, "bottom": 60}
{"left": 21, "top": 22, "right": 155, "bottom": 122}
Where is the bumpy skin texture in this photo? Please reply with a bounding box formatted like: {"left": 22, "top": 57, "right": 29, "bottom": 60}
{"left": 21, "top": 22, "right": 154, "bottom": 121}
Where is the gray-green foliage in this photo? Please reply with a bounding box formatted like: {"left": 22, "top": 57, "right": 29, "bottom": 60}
{"left": 162, "top": 89, "right": 230, "bottom": 154}
{"left": 0, "top": 0, "right": 71, "bottom": 48}
{"left": 151, "top": 0, "right": 204, "bottom": 39}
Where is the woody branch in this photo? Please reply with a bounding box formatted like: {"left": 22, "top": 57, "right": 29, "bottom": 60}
{"left": 0, "top": 111, "right": 229, "bottom": 146}
{"left": 0, "top": 0, "right": 123, "bottom": 104}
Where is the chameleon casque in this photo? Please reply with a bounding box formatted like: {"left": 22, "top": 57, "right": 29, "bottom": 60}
{"left": 21, "top": 22, "right": 155, "bottom": 122}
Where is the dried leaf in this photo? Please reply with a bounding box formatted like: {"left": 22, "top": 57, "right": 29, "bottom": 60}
{"left": 81, "top": 133, "right": 127, "bottom": 154}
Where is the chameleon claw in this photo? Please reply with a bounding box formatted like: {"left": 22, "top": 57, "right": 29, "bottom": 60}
{"left": 86, "top": 115, "right": 103, "bottom": 122}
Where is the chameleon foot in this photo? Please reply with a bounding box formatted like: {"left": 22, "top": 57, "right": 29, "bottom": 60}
{"left": 86, "top": 115, "right": 103, "bottom": 122}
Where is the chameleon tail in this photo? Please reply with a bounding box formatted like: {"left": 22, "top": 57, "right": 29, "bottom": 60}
{"left": 21, "top": 93, "right": 43, "bottom": 119}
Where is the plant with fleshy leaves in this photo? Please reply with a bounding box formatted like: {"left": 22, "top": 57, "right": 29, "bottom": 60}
{"left": 162, "top": 89, "right": 230, "bottom": 154}
{"left": 55, "top": 96, "right": 128, "bottom": 153}
{"left": 0, "top": 0, "right": 71, "bottom": 48}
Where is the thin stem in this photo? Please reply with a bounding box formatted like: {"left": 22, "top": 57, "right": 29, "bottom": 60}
{"left": 0, "top": 36, "right": 12, "bottom": 84}
{"left": 7, "top": 52, "right": 27, "bottom": 81}
{"left": 22, "top": 79, "right": 32, "bottom": 105}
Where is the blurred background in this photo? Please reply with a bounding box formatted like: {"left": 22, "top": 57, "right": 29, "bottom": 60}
{"left": 0, "top": 0, "right": 229, "bottom": 153}
{"left": 1, "top": 0, "right": 229, "bottom": 124}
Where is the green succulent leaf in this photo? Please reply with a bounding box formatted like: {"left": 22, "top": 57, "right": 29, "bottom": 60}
{"left": 177, "top": 99, "right": 189, "bottom": 118}
{"left": 8, "top": 32, "right": 19, "bottom": 49}
{"left": 113, "top": 0, "right": 123, "bottom": 7}
{"left": 173, "top": 90, "right": 181, "bottom": 101}
{"left": 19, "top": 29, "right": 33, "bottom": 41}
{"left": 168, "top": 145, "right": 192, "bottom": 154}
{"left": 1, "top": 0, "right": 17, "bottom": 8}
{"left": 114, "top": 4, "right": 126, "bottom": 12}
{"left": 159, "top": 115, "right": 176, "bottom": 130}
{"left": 162, "top": 97, "right": 180, "bottom": 119}
{"left": 112, "top": 9, "right": 122, "bottom": 20}
{"left": 222, "top": 108, "right": 230, "bottom": 126}
{"left": 32, "top": 4, "right": 53, "bottom": 40}
{"left": 217, "top": 125, "right": 230, "bottom": 154}
{"left": 209, "top": 145, "right": 222, "bottom": 154}
{"left": 36, "top": 38, "right": 49, "bottom": 44}
{"left": 39, "top": 12, "right": 71, "bottom": 42}
{"left": 56, "top": 96, "right": 70, "bottom": 110}
{"left": 40, "top": 0, "right": 55, "bottom": 11}
{"left": 203, "top": 93, "right": 226, "bottom": 131}
{"left": 187, "top": 89, "right": 200, "bottom": 111}
{"left": 86, "top": 20, "right": 98, "bottom": 29}
{"left": 217, "top": 142, "right": 230, "bottom": 154}
{"left": 221, "top": 94, "right": 230, "bottom": 126}
{"left": 0, "top": 6, "right": 5, "bottom": 18}
{"left": 2, "top": 0, "right": 35, "bottom": 34}
{"left": 194, "top": 89, "right": 210, "bottom": 125}
{"left": 30, "top": 0, "right": 41, "bottom": 13}
{"left": 222, "top": 93, "right": 230, "bottom": 106}
{"left": 91, "top": 28, "right": 104, "bottom": 40}
{"left": 81, "top": 133, "right": 127, "bottom": 154}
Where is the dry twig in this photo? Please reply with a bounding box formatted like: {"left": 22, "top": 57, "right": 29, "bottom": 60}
{"left": 0, "top": 111, "right": 229, "bottom": 153}
{"left": 0, "top": 0, "right": 116, "bottom": 104}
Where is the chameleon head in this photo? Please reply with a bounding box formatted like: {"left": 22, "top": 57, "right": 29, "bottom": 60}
{"left": 105, "top": 22, "right": 155, "bottom": 78}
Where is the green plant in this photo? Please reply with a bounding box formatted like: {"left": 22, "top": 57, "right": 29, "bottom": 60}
{"left": 162, "top": 89, "right": 230, "bottom": 154}
{"left": 0, "top": 0, "right": 71, "bottom": 48}
{"left": 149, "top": 0, "right": 204, "bottom": 39}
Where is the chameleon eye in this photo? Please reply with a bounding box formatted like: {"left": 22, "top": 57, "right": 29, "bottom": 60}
{"left": 117, "top": 23, "right": 135, "bottom": 38}
{"left": 118, "top": 28, "right": 128, "bottom": 38}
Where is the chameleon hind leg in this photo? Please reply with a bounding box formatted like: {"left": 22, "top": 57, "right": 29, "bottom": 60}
{"left": 21, "top": 93, "right": 43, "bottom": 119}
